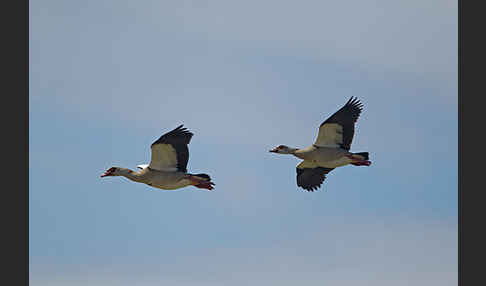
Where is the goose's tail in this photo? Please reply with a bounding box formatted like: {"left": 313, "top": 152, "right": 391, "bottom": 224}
{"left": 350, "top": 152, "right": 371, "bottom": 166}
{"left": 189, "top": 173, "right": 215, "bottom": 190}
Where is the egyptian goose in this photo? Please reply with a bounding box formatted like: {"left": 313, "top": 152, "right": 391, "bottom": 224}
{"left": 101, "top": 125, "right": 215, "bottom": 190}
{"left": 270, "top": 97, "right": 371, "bottom": 192}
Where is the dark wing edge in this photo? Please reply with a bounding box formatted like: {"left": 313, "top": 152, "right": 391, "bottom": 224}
{"left": 296, "top": 167, "right": 334, "bottom": 192}
{"left": 151, "top": 125, "right": 194, "bottom": 147}
{"left": 151, "top": 125, "right": 194, "bottom": 173}
{"left": 320, "top": 97, "right": 364, "bottom": 150}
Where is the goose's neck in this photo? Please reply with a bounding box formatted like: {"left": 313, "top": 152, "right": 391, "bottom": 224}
{"left": 119, "top": 168, "right": 144, "bottom": 182}
{"left": 287, "top": 147, "right": 299, "bottom": 155}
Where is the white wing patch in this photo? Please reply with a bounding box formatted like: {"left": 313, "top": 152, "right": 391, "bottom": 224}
{"left": 136, "top": 164, "right": 149, "bottom": 170}
{"left": 314, "top": 123, "right": 343, "bottom": 148}
{"left": 297, "top": 160, "right": 319, "bottom": 169}
{"left": 149, "top": 144, "right": 178, "bottom": 171}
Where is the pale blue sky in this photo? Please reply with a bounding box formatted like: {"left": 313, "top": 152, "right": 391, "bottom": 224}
{"left": 30, "top": 0, "right": 457, "bottom": 285}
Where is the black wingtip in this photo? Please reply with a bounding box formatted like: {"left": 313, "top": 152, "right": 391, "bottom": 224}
{"left": 345, "top": 96, "right": 363, "bottom": 110}
{"left": 152, "top": 124, "right": 194, "bottom": 147}
{"left": 298, "top": 183, "right": 322, "bottom": 192}
{"left": 171, "top": 124, "right": 194, "bottom": 136}
{"left": 174, "top": 124, "right": 189, "bottom": 133}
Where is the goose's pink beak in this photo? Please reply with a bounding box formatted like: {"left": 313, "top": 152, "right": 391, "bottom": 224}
{"left": 101, "top": 167, "right": 116, "bottom": 177}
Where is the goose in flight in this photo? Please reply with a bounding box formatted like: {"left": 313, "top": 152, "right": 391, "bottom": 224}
{"left": 101, "top": 125, "right": 215, "bottom": 191}
{"left": 270, "top": 97, "right": 371, "bottom": 192}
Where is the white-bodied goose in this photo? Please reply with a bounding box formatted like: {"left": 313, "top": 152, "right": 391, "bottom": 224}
{"left": 270, "top": 97, "right": 371, "bottom": 192}
{"left": 101, "top": 125, "right": 215, "bottom": 191}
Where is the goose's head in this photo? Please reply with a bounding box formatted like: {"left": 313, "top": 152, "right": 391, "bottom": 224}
{"left": 269, "top": 145, "right": 294, "bottom": 154}
{"left": 101, "top": 167, "right": 126, "bottom": 177}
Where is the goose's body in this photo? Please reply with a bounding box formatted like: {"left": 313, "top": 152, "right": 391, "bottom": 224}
{"left": 294, "top": 145, "right": 354, "bottom": 168}
{"left": 101, "top": 125, "right": 214, "bottom": 191}
{"left": 270, "top": 97, "right": 371, "bottom": 192}
{"left": 131, "top": 167, "right": 193, "bottom": 190}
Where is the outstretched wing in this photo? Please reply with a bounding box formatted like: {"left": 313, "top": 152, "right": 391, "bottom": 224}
{"left": 314, "top": 97, "right": 363, "bottom": 150}
{"left": 149, "top": 125, "right": 193, "bottom": 172}
{"left": 296, "top": 161, "right": 334, "bottom": 192}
